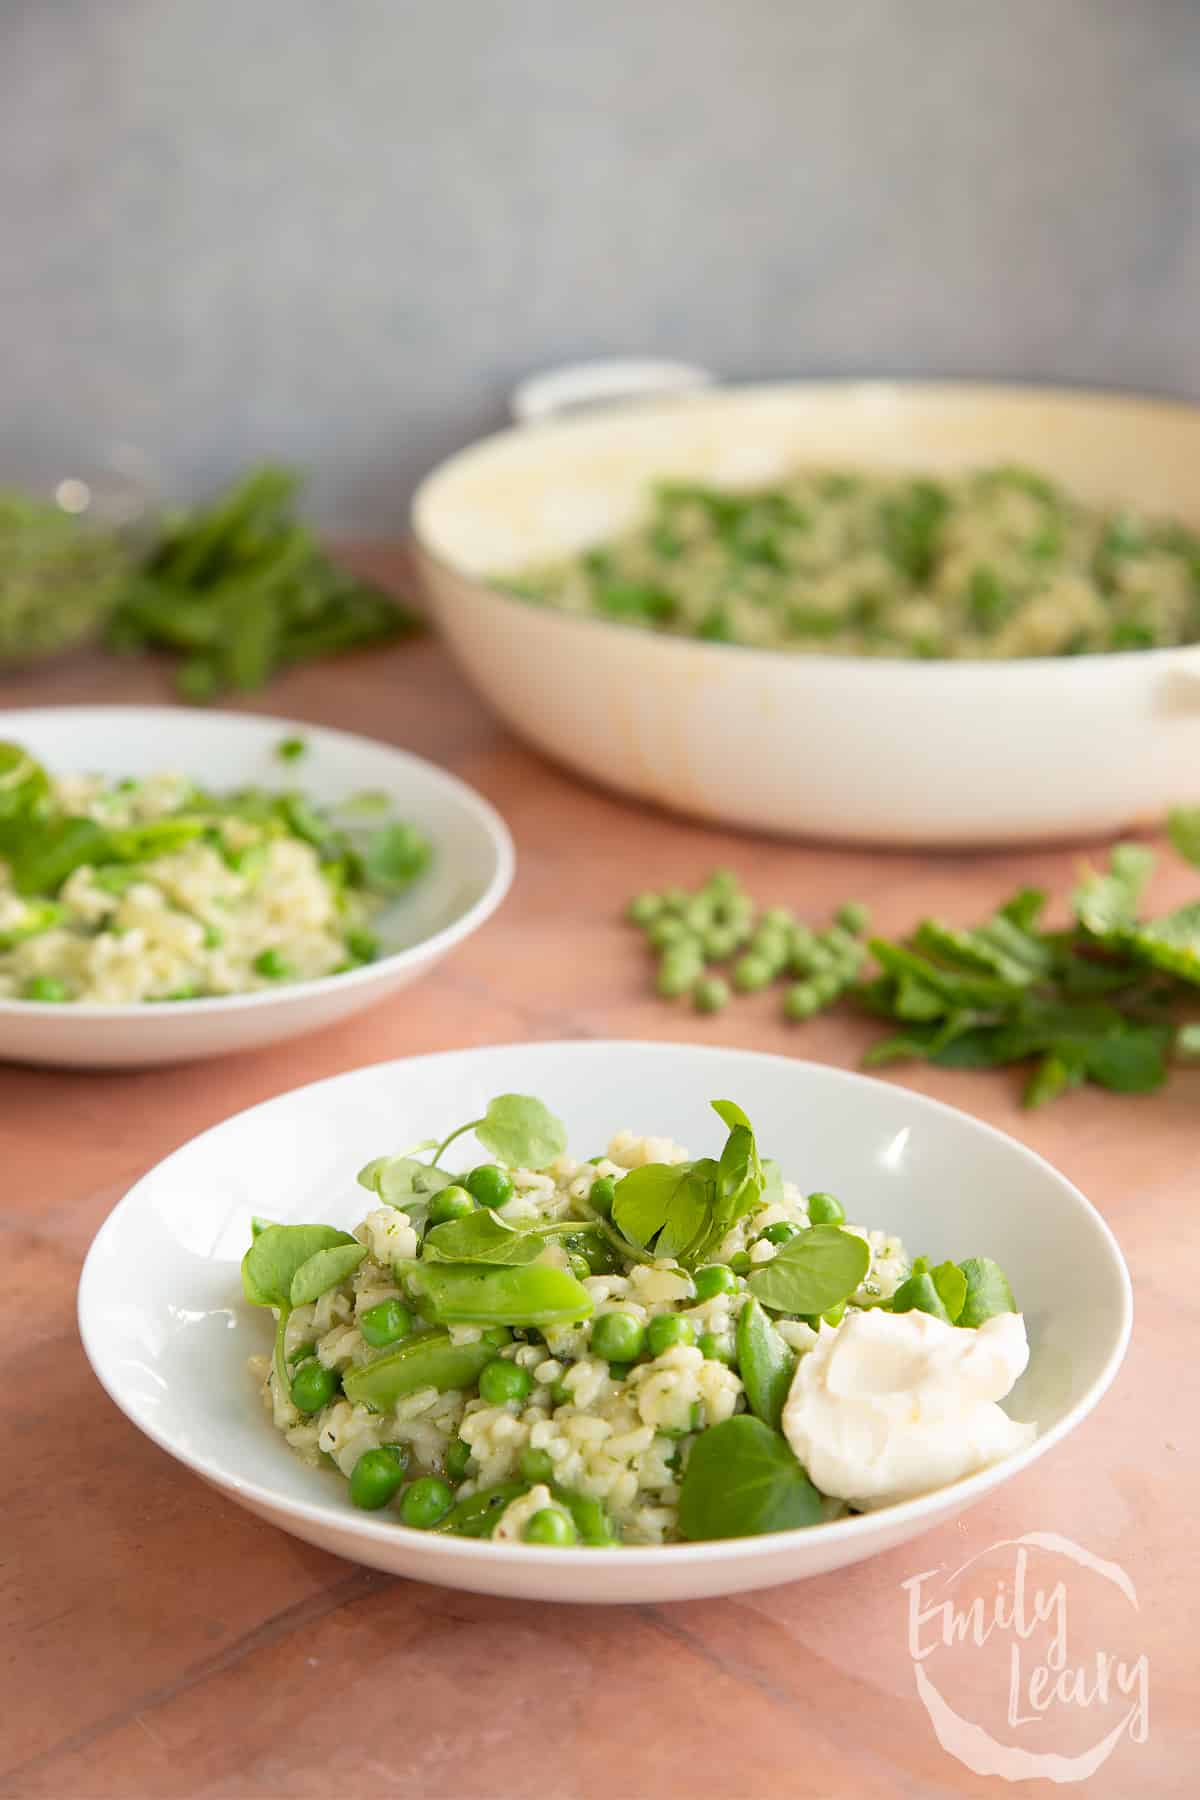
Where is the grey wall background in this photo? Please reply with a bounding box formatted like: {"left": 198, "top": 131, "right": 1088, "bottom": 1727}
{"left": 2, "top": 0, "right": 1198, "bottom": 530}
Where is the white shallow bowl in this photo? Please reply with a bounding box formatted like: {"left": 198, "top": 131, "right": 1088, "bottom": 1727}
{"left": 413, "top": 379, "right": 1200, "bottom": 846}
{"left": 0, "top": 707, "right": 513, "bottom": 1068}
{"left": 77, "top": 1042, "right": 1131, "bottom": 1604}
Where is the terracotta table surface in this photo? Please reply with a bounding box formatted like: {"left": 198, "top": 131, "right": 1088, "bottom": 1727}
{"left": 1, "top": 562, "right": 1196, "bottom": 1800}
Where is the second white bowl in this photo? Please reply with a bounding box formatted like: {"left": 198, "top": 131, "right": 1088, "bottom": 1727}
{"left": 0, "top": 707, "right": 513, "bottom": 1067}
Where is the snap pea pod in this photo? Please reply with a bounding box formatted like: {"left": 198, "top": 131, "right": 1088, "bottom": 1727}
{"left": 735, "top": 1298, "right": 797, "bottom": 1432}
{"left": 429, "top": 1478, "right": 618, "bottom": 1544}
{"left": 408, "top": 1262, "right": 594, "bottom": 1327}
{"left": 343, "top": 1328, "right": 497, "bottom": 1412}
{"left": 429, "top": 1480, "right": 529, "bottom": 1538}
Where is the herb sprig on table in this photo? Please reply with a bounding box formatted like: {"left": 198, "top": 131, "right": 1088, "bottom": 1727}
{"left": 108, "top": 464, "right": 421, "bottom": 699}
{"left": 627, "top": 819, "right": 1200, "bottom": 1107}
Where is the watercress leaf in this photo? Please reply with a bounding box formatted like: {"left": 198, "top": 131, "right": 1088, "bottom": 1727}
{"left": 654, "top": 1164, "right": 714, "bottom": 1262}
{"left": 290, "top": 1241, "right": 367, "bottom": 1306}
{"left": 250, "top": 1215, "right": 278, "bottom": 1238}
{"left": 421, "top": 1208, "right": 544, "bottom": 1265}
{"left": 931, "top": 1260, "right": 968, "bottom": 1323}
{"left": 1168, "top": 805, "right": 1200, "bottom": 868}
{"left": 710, "top": 1098, "right": 753, "bottom": 1135}
{"left": 474, "top": 1094, "right": 568, "bottom": 1170}
{"left": 7, "top": 816, "right": 114, "bottom": 895}
{"left": 362, "top": 821, "right": 432, "bottom": 892}
{"left": 736, "top": 1298, "right": 797, "bottom": 1431}
{"left": 362, "top": 1154, "right": 455, "bottom": 1209}
{"left": 957, "top": 1256, "right": 1017, "bottom": 1328}
{"left": 611, "top": 1162, "right": 687, "bottom": 1248}
{"left": 760, "top": 1158, "right": 785, "bottom": 1207}
{"left": 746, "top": 1225, "right": 870, "bottom": 1317}
{"left": 678, "top": 1416, "right": 824, "bottom": 1540}
{"left": 891, "top": 1269, "right": 953, "bottom": 1322}
{"left": 716, "top": 1122, "right": 763, "bottom": 1228}
{"left": 241, "top": 1223, "right": 357, "bottom": 1309}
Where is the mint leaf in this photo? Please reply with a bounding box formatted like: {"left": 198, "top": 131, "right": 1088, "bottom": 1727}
{"left": 1073, "top": 843, "right": 1156, "bottom": 937}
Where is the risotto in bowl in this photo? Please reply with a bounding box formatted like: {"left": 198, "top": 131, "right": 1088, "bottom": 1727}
{"left": 0, "top": 708, "right": 512, "bottom": 1066}
{"left": 77, "top": 1042, "right": 1131, "bottom": 1602}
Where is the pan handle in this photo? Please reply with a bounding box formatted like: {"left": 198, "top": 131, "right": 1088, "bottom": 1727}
{"left": 510, "top": 359, "right": 715, "bottom": 426}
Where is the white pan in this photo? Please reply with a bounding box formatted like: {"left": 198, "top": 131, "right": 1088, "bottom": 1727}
{"left": 412, "top": 366, "right": 1200, "bottom": 846}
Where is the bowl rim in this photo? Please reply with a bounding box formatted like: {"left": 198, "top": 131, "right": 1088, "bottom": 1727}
{"left": 411, "top": 373, "right": 1200, "bottom": 679}
{"left": 77, "top": 1039, "right": 1134, "bottom": 1571}
{"left": 0, "top": 705, "right": 515, "bottom": 1020}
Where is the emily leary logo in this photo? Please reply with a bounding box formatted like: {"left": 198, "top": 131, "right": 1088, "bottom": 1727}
{"left": 901, "top": 1532, "right": 1150, "bottom": 1784}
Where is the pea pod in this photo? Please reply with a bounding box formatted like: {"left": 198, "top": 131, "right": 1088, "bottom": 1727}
{"left": 735, "top": 1298, "right": 797, "bottom": 1432}
{"left": 410, "top": 1262, "right": 594, "bottom": 1327}
{"left": 343, "top": 1327, "right": 497, "bottom": 1412}
{"left": 429, "top": 1480, "right": 529, "bottom": 1538}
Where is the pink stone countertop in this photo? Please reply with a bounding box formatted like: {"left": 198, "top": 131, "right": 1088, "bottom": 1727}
{"left": 1, "top": 572, "right": 1195, "bottom": 1797}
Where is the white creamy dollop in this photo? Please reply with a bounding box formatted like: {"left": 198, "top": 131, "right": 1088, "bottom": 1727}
{"left": 780, "top": 1307, "right": 1037, "bottom": 1509}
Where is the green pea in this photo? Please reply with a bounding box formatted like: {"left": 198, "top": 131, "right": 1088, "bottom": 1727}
{"left": 289, "top": 1360, "right": 339, "bottom": 1413}
{"left": 590, "top": 1311, "right": 645, "bottom": 1363}
{"left": 445, "top": 1438, "right": 473, "bottom": 1481}
{"left": 567, "top": 1253, "right": 591, "bottom": 1281}
{"left": 692, "top": 974, "right": 730, "bottom": 1013}
{"left": 660, "top": 886, "right": 690, "bottom": 915}
{"left": 22, "top": 975, "right": 69, "bottom": 1003}
{"left": 549, "top": 1378, "right": 574, "bottom": 1407}
{"left": 349, "top": 1445, "right": 408, "bottom": 1510}
{"left": 810, "top": 969, "right": 843, "bottom": 1005}
{"left": 253, "top": 947, "right": 292, "bottom": 980}
{"left": 345, "top": 928, "right": 379, "bottom": 963}
{"left": 427, "top": 1184, "right": 476, "bottom": 1225}
{"left": 523, "top": 1507, "right": 578, "bottom": 1546}
{"left": 703, "top": 868, "right": 739, "bottom": 898}
{"left": 626, "top": 892, "right": 663, "bottom": 926}
{"left": 727, "top": 1250, "right": 752, "bottom": 1276}
{"left": 657, "top": 949, "right": 705, "bottom": 997}
{"left": 751, "top": 929, "right": 790, "bottom": 970}
{"left": 702, "top": 925, "right": 740, "bottom": 961}
{"left": 465, "top": 1163, "right": 513, "bottom": 1208}
{"left": 698, "top": 1332, "right": 737, "bottom": 1367}
{"left": 732, "top": 953, "right": 772, "bottom": 992}
{"left": 588, "top": 1175, "right": 616, "bottom": 1218}
{"left": 806, "top": 1191, "right": 845, "bottom": 1225}
{"left": 646, "top": 1313, "right": 695, "bottom": 1357}
{"left": 648, "top": 916, "right": 695, "bottom": 951}
{"left": 359, "top": 1298, "right": 414, "bottom": 1348}
{"left": 692, "top": 1264, "right": 737, "bottom": 1301}
{"left": 761, "top": 907, "right": 795, "bottom": 932}
{"left": 760, "top": 1221, "right": 802, "bottom": 1246}
{"left": 607, "top": 1361, "right": 633, "bottom": 1381}
{"left": 399, "top": 1476, "right": 454, "bottom": 1529}
{"left": 481, "top": 1326, "right": 513, "bottom": 1347}
{"left": 478, "top": 1359, "right": 533, "bottom": 1406}
{"left": 519, "top": 1445, "right": 555, "bottom": 1483}
{"left": 784, "top": 982, "right": 820, "bottom": 1020}
{"left": 683, "top": 897, "right": 716, "bottom": 933}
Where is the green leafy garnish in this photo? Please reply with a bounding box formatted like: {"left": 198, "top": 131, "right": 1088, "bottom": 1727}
{"left": 677, "top": 1417, "right": 824, "bottom": 1540}
{"left": 421, "top": 1209, "right": 544, "bottom": 1266}
{"left": 610, "top": 1100, "right": 767, "bottom": 1268}
{"left": 241, "top": 1222, "right": 358, "bottom": 1386}
{"left": 745, "top": 1226, "right": 871, "bottom": 1317}
{"left": 432, "top": 1095, "right": 568, "bottom": 1172}
{"left": 289, "top": 1241, "right": 367, "bottom": 1306}
{"left": 957, "top": 1257, "right": 1017, "bottom": 1328}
